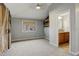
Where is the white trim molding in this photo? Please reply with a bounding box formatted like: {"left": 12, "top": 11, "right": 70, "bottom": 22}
{"left": 69, "top": 51, "right": 79, "bottom": 56}
{"left": 11, "top": 36, "right": 45, "bottom": 42}
{"left": 49, "top": 41, "right": 58, "bottom": 47}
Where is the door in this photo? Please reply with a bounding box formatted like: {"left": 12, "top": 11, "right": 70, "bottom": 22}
{"left": 1, "top": 6, "right": 11, "bottom": 52}
{"left": 8, "top": 10, "right": 11, "bottom": 49}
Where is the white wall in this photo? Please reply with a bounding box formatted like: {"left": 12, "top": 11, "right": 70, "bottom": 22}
{"left": 11, "top": 18, "right": 44, "bottom": 41}
{"left": 44, "top": 27, "right": 49, "bottom": 40}
{"left": 58, "top": 12, "right": 70, "bottom": 32}
{"left": 49, "top": 3, "right": 79, "bottom": 55}
{"left": 75, "top": 4, "right": 79, "bottom": 54}
{"left": 63, "top": 13, "right": 70, "bottom": 32}
{"left": 49, "top": 10, "right": 59, "bottom": 47}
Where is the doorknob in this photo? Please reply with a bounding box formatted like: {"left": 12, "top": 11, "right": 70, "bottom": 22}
{"left": 8, "top": 29, "right": 10, "bottom": 33}
{"left": 6, "top": 29, "right": 10, "bottom": 33}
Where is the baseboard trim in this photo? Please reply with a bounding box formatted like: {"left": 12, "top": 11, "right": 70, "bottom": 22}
{"left": 12, "top": 37, "right": 44, "bottom": 42}
{"left": 49, "top": 41, "right": 58, "bottom": 47}
{"left": 69, "top": 51, "right": 79, "bottom": 56}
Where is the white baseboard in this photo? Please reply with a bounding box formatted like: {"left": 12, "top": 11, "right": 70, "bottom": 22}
{"left": 69, "top": 51, "right": 79, "bottom": 56}
{"left": 12, "top": 36, "right": 44, "bottom": 42}
{"left": 49, "top": 41, "right": 58, "bottom": 47}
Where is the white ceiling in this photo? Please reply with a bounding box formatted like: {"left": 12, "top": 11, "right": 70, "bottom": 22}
{"left": 5, "top": 3, "right": 52, "bottom": 20}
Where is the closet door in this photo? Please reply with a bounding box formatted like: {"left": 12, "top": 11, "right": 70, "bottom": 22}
{"left": 0, "top": 4, "right": 3, "bottom": 26}
{"left": 3, "top": 8, "right": 11, "bottom": 51}
{"left": 8, "top": 10, "right": 11, "bottom": 49}
{"left": 0, "top": 4, "right": 2, "bottom": 51}
{"left": 0, "top": 4, "right": 11, "bottom": 53}
{"left": 3, "top": 8, "right": 11, "bottom": 50}
{"left": 1, "top": 8, "right": 8, "bottom": 52}
{"left": 0, "top": 4, "right": 5, "bottom": 26}
{"left": 0, "top": 3, "right": 5, "bottom": 53}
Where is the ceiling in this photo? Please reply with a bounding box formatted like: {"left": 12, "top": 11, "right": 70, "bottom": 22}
{"left": 5, "top": 3, "right": 52, "bottom": 20}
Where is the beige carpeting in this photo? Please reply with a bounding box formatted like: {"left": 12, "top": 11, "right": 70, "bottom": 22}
{"left": 1, "top": 39, "right": 70, "bottom": 56}
{"left": 59, "top": 43, "right": 69, "bottom": 53}
{"left": 0, "top": 38, "right": 1, "bottom": 54}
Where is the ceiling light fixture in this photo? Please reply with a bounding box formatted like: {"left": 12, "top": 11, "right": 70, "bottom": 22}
{"left": 36, "top": 3, "right": 41, "bottom": 10}
{"left": 58, "top": 16, "right": 62, "bottom": 20}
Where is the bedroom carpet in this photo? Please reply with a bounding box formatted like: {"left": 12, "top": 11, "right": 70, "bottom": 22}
{"left": 2, "top": 39, "right": 70, "bottom": 56}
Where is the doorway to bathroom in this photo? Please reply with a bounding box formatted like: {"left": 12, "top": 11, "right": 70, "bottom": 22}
{"left": 50, "top": 8, "right": 71, "bottom": 53}
{"left": 57, "top": 10, "right": 70, "bottom": 53}
{"left": 57, "top": 9, "right": 70, "bottom": 52}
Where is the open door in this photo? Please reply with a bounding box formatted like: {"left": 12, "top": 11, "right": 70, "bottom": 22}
{"left": 57, "top": 10, "right": 70, "bottom": 53}
{"left": 0, "top": 3, "right": 11, "bottom": 53}
{"left": 8, "top": 10, "right": 11, "bottom": 49}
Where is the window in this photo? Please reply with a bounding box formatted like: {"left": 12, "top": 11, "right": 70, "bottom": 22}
{"left": 22, "top": 20, "right": 36, "bottom": 32}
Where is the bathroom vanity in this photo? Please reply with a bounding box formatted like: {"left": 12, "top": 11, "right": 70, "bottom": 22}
{"left": 59, "top": 32, "right": 69, "bottom": 44}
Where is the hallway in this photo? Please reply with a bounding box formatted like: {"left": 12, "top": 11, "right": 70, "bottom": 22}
{"left": 2, "top": 39, "right": 69, "bottom": 56}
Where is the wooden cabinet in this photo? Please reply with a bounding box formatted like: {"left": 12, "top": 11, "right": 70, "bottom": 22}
{"left": 59, "top": 32, "right": 69, "bottom": 44}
